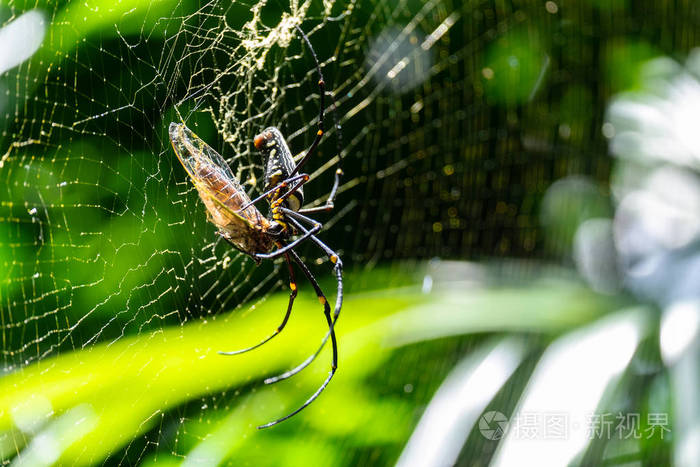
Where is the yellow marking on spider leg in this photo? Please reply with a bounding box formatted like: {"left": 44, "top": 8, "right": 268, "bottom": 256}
{"left": 330, "top": 255, "right": 338, "bottom": 264}
{"left": 317, "top": 130, "right": 323, "bottom": 136}
{"left": 318, "top": 296, "right": 327, "bottom": 305}
{"left": 290, "top": 282, "right": 297, "bottom": 291}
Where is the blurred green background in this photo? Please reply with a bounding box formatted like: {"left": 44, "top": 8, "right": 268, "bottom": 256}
{"left": 1, "top": 0, "right": 699, "bottom": 465}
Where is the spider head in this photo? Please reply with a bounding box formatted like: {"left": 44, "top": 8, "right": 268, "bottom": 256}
{"left": 253, "top": 132, "right": 268, "bottom": 151}
{"left": 254, "top": 127, "right": 286, "bottom": 152}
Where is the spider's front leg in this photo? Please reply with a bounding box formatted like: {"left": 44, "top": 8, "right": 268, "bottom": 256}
{"left": 287, "top": 25, "right": 326, "bottom": 179}
{"left": 288, "top": 24, "right": 343, "bottom": 215}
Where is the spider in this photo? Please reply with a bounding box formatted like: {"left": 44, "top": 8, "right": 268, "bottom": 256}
{"left": 168, "top": 25, "right": 343, "bottom": 429}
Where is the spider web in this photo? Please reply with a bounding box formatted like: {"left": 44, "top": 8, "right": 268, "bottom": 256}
{"left": 0, "top": 0, "right": 621, "bottom": 464}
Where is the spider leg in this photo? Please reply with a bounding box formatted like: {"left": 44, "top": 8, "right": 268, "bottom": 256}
{"left": 290, "top": 25, "right": 325, "bottom": 177}
{"left": 280, "top": 207, "right": 326, "bottom": 230}
{"left": 268, "top": 176, "right": 309, "bottom": 209}
{"left": 257, "top": 247, "right": 340, "bottom": 429}
{"left": 290, "top": 25, "right": 343, "bottom": 213}
{"left": 218, "top": 253, "right": 297, "bottom": 355}
{"left": 263, "top": 214, "right": 343, "bottom": 386}
{"left": 298, "top": 167, "right": 343, "bottom": 214}
{"left": 253, "top": 221, "right": 321, "bottom": 260}
{"left": 280, "top": 209, "right": 342, "bottom": 259}
{"left": 254, "top": 26, "right": 345, "bottom": 428}
{"left": 239, "top": 173, "right": 309, "bottom": 211}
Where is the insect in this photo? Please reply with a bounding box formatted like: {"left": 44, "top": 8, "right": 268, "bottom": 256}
{"left": 168, "top": 25, "right": 343, "bottom": 429}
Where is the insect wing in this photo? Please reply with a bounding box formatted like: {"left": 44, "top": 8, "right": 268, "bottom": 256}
{"left": 168, "top": 123, "right": 265, "bottom": 227}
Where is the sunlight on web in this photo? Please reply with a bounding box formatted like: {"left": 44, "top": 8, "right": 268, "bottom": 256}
{"left": 0, "top": 0, "right": 346, "bottom": 367}
{"left": 0, "top": 0, "right": 356, "bottom": 462}
{"left": 0, "top": 0, "right": 532, "bottom": 463}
